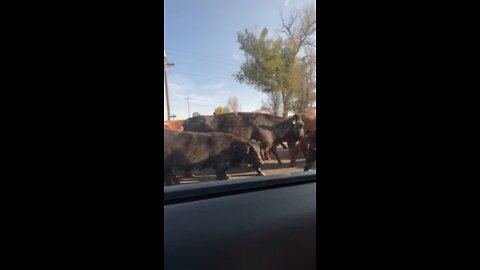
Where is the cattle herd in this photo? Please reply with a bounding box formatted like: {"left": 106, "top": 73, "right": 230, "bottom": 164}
{"left": 164, "top": 112, "right": 317, "bottom": 186}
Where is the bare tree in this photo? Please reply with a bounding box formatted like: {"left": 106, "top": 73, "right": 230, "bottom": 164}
{"left": 281, "top": 3, "right": 316, "bottom": 55}
{"left": 259, "top": 104, "right": 272, "bottom": 113}
{"left": 292, "top": 47, "right": 316, "bottom": 113}
{"left": 280, "top": 4, "right": 316, "bottom": 114}
{"left": 227, "top": 96, "right": 242, "bottom": 113}
{"left": 263, "top": 92, "right": 282, "bottom": 116}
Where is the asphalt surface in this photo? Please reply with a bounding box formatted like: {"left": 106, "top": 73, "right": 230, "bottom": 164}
{"left": 178, "top": 147, "right": 312, "bottom": 185}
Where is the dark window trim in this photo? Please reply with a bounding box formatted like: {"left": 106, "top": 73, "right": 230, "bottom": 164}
{"left": 164, "top": 171, "right": 317, "bottom": 205}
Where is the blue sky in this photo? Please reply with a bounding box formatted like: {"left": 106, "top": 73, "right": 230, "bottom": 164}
{"left": 164, "top": 0, "right": 313, "bottom": 120}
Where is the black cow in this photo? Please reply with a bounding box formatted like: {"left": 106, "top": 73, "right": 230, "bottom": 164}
{"left": 304, "top": 131, "right": 317, "bottom": 171}
{"left": 164, "top": 130, "right": 264, "bottom": 186}
{"left": 183, "top": 113, "right": 305, "bottom": 164}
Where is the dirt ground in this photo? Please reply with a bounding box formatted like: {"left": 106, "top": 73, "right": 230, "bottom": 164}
{"left": 178, "top": 147, "right": 310, "bottom": 185}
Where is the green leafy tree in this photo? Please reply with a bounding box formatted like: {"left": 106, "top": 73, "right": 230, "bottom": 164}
{"left": 214, "top": 106, "right": 230, "bottom": 114}
{"left": 234, "top": 28, "right": 291, "bottom": 115}
{"left": 234, "top": 4, "right": 316, "bottom": 116}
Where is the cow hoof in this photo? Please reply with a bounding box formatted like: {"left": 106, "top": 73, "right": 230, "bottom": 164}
{"left": 256, "top": 172, "right": 266, "bottom": 176}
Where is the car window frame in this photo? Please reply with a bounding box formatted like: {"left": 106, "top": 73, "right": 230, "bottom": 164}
{"left": 164, "top": 171, "right": 316, "bottom": 205}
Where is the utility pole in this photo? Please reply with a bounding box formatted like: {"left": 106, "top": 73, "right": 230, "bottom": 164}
{"left": 185, "top": 97, "right": 191, "bottom": 118}
{"left": 164, "top": 49, "right": 175, "bottom": 121}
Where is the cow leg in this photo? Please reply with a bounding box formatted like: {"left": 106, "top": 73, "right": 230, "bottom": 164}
{"left": 301, "top": 131, "right": 313, "bottom": 159}
{"left": 287, "top": 139, "right": 298, "bottom": 166}
{"left": 266, "top": 141, "right": 281, "bottom": 161}
{"left": 304, "top": 155, "right": 312, "bottom": 171}
{"left": 304, "top": 162, "right": 313, "bottom": 171}
{"left": 304, "top": 157, "right": 316, "bottom": 171}
{"left": 263, "top": 148, "right": 268, "bottom": 160}
{"left": 164, "top": 172, "right": 176, "bottom": 186}
{"left": 300, "top": 140, "right": 308, "bottom": 158}
{"left": 271, "top": 147, "right": 282, "bottom": 165}
{"left": 260, "top": 147, "right": 271, "bottom": 160}
{"left": 215, "top": 171, "right": 229, "bottom": 180}
{"left": 263, "top": 147, "right": 272, "bottom": 160}
{"left": 213, "top": 163, "right": 230, "bottom": 180}
{"left": 184, "top": 167, "right": 197, "bottom": 178}
{"left": 304, "top": 146, "right": 317, "bottom": 171}
{"left": 173, "top": 174, "right": 181, "bottom": 185}
{"left": 254, "top": 166, "right": 266, "bottom": 176}
{"left": 260, "top": 148, "right": 267, "bottom": 160}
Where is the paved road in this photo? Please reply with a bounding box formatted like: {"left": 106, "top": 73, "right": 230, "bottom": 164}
{"left": 178, "top": 147, "right": 312, "bottom": 185}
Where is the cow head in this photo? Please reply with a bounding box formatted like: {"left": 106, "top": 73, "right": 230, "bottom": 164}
{"left": 246, "top": 140, "right": 264, "bottom": 167}
{"left": 286, "top": 114, "right": 305, "bottom": 139}
{"left": 232, "top": 140, "right": 264, "bottom": 168}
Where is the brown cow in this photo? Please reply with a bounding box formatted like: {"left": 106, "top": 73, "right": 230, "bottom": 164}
{"left": 266, "top": 113, "right": 316, "bottom": 165}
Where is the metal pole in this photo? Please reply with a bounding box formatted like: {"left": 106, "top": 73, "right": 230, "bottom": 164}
{"left": 185, "top": 97, "right": 191, "bottom": 118}
{"left": 164, "top": 50, "right": 171, "bottom": 121}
